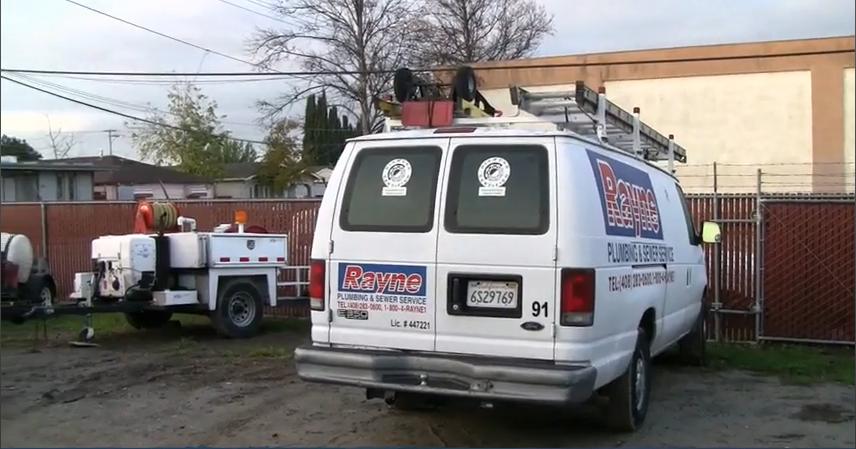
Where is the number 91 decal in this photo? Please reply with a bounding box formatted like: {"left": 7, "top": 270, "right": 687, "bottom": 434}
{"left": 532, "top": 301, "right": 548, "bottom": 317}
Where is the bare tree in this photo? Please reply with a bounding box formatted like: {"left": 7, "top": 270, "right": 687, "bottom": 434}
{"left": 45, "top": 116, "right": 76, "bottom": 159}
{"left": 249, "top": 0, "right": 420, "bottom": 134}
{"left": 415, "top": 0, "right": 553, "bottom": 66}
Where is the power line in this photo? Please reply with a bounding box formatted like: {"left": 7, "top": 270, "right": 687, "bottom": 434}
{"left": 9, "top": 72, "right": 262, "bottom": 128}
{"left": 4, "top": 72, "right": 358, "bottom": 135}
{"left": 6, "top": 72, "right": 298, "bottom": 85}
{"left": 3, "top": 48, "right": 851, "bottom": 78}
{"left": 1, "top": 75, "right": 269, "bottom": 145}
{"left": 63, "top": 0, "right": 270, "bottom": 72}
{"left": 243, "top": 0, "right": 281, "bottom": 13}
{"left": 214, "top": 0, "right": 291, "bottom": 25}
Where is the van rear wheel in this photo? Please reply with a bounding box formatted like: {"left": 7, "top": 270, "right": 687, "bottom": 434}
{"left": 604, "top": 327, "right": 651, "bottom": 432}
{"left": 678, "top": 308, "right": 707, "bottom": 366}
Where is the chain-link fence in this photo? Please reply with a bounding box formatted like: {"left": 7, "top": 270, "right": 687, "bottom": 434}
{"left": 684, "top": 165, "right": 855, "bottom": 344}
{"left": 2, "top": 174, "right": 854, "bottom": 341}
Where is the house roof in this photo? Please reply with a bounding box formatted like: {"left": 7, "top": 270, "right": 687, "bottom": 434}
{"left": 220, "top": 162, "right": 333, "bottom": 182}
{"left": 222, "top": 162, "right": 261, "bottom": 180}
{"left": 0, "top": 159, "right": 104, "bottom": 172}
{"left": 49, "top": 155, "right": 210, "bottom": 185}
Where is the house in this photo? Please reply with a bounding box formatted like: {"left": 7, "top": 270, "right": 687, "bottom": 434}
{"left": 1, "top": 156, "right": 99, "bottom": 202}
{"left": 474, "top": 36, "right": 855, "bottom": 193}
{"left": 215, "top": 162, "right": 331, "bottom": 199}
{"left": 54, "top": 155, "right": 214, "bottom": 200}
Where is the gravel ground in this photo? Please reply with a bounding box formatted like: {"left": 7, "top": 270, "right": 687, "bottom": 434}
{"left": 1, "top": 319, "right": 853, "bottom": 448}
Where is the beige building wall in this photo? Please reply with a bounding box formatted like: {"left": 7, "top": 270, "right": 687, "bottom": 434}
{"left": 845, "top": 68, "right": 855, "bottom": 192}
{"left": 481, "top": 71, "right": 814, "bottom": 192}
{"left": 604, "top": 72, "right": 813, "bottom": 192}
{"left": 473, "top": 36, "right": 855, "bottom": 193}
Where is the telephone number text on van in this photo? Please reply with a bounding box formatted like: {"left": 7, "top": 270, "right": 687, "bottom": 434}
{"left": 607, "top": 270, "right": 675, "bottom": 292}
{"left": 336, "top": 291, "right": 428, "bottom": 314}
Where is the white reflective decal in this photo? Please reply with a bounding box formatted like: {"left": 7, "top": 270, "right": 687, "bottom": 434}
{"left": 477, "top": 156, "right": 510, "bottom": 197}
{"left": 381, "top": 158, "right": 411, "bottom": 196}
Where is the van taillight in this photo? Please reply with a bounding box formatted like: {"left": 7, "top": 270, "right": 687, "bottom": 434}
{"left": 561, "top": 268, "right": 595, "bottom": 326}
{"left": 309, "top": 259, "right": 325, "bottom": 311}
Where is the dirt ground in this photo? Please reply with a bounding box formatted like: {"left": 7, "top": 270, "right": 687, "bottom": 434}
{"left": 1, "top": 318, "right": 854, "bottom": 448}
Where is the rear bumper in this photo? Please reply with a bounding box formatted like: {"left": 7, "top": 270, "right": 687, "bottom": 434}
{"left": 294, "top": 346, "right": 597, "bottom": 405}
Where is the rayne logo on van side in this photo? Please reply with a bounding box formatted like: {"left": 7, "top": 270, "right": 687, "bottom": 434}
{"left": 586, "top": 150, "right": 663, "bottom": 240}
{"left": 339, "top": 263, "right": 426, "bottom": 296}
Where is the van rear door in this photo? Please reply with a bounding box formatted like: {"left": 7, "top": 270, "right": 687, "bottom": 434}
{"left": 328, "top": 138, "right": 448, "bottom": 351}
{"left": 435, "top": 137, "right": 557, "bottom": 360}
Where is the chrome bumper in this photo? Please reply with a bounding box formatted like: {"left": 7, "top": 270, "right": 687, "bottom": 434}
{"left": 294, "top": 346, "right": 597, "bottom": 404}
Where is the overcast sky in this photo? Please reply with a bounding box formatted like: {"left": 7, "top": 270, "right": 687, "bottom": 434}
{"left": 1, "top": 0, "right": 854, "bottom": 160}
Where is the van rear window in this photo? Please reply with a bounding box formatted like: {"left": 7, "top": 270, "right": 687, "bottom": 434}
{"left": 445, "top": 146, "right": 549, "bottom": 234}
{"left": 340, "top": 147, "right": 442, "bottom": 232}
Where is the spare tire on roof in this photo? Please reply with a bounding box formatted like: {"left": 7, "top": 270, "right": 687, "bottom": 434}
{"left": 453, "top": 66, "right": 477, "bottom": 102}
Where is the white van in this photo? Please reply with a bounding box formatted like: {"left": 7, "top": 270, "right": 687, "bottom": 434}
{"left": 295, "top": 80, "right": 718, "bottom": 431}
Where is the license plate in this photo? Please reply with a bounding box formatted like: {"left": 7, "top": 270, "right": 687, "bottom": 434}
{"left": 466, "top": 280, "right": 518, "bottom": 309}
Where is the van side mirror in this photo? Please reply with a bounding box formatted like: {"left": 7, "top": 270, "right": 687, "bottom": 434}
{"left": 701, "top": 221, "right": 721, "bottom": 244}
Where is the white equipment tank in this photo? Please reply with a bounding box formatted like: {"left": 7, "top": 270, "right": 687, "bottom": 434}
{"left": 1, "top": 233, "right": 34, "bottom": 283}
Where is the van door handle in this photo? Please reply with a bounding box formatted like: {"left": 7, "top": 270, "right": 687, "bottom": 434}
{"left": 631, "top": 263, "right": 667, "bottom": 269}
{"left": 450, "top": 278, "right": 462, "bottom": 311}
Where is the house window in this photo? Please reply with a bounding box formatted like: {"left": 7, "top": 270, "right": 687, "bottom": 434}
{"left": 55, "top": 173, "right": 78, "bottom": 201}
{"left": 133, "top": 187, "right": 154, "bottom": 200}
{"left": 14, "top": 174, "right": 38, "bottom": 202}
{"left": 56, "top": 173, "right": 64, "bottom": 200}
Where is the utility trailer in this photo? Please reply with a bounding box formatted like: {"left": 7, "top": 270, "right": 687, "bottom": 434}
{"left": 1, "top": 204, "right": 292, "bottom": 341}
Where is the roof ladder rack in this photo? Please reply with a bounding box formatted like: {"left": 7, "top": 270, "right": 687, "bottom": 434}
{"left": 509, "top": 82, "right": 687, "bottom": 169}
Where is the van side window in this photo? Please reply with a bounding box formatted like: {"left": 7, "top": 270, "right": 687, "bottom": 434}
{"left": 675, "top": 184, "right": 698, "bottom": 245}
{"left": 445, "top": 145, "right": 549, "bottom": 235}
{"left": 340, "top": 147, "right": 442, "bottom": 232}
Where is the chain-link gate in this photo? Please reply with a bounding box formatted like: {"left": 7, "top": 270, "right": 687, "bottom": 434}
{"left": 759, "top": 198, "right": 855, "bottom": 344}
{"left": 688, "top": 167, "right": 855, "bottom": 344}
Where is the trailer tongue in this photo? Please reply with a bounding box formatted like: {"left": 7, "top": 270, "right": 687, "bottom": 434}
{"left": 2, "top": 202, "right": 291, "bottom": 341}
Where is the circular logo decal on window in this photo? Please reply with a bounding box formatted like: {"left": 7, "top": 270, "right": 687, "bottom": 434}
{"left": 477, "top": 157, "right": 510, "bottom": 196}
{"left": 381, "top": 158, "right": 411, "bottom": 196}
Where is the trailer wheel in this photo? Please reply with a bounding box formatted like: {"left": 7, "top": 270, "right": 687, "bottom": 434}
{"left": 212, "top": 278, "right": 264, "bottom": 338}
{"left": 125, "top": 311, "right": 173, "bottom": 330}
{"left": 78, "top": 327, "right": 95, "bottom": 342}
{"left": 26, "top": 275, "right": 54, "bottom": 307}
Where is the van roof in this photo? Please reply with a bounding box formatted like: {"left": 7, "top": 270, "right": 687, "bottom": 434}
{"left": 349, "top": 128, "right": 680, "bottom": 181}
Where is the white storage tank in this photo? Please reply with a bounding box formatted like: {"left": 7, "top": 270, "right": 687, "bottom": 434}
{"left": 1, "top": 233, "right": 34, "bottom": 283}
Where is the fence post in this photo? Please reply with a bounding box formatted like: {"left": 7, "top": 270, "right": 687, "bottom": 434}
{"left": 39, "top": 202, "right": 48, "bottom": 260}
{"left": 711, "top": 162, "right": 722, "bottom": 341}
{"left": 754, "top": 169, "right": 764, "bottom": 341}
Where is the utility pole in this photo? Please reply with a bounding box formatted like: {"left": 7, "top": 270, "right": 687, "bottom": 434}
{"left": 104, "top": 129, "right": 119, "bottom": 156}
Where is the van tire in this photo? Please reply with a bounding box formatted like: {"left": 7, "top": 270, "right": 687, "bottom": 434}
{"left": 604, "top": 327, "right": 651, "bottom": 432}
{"left": 125, "top": 310, "right": 173, "bottom": 329}
{"left": 211, "top": 278, "right": 264, "bottom": 339}
{"left": 678, "top": 308, "right": 706, "bottom": 366}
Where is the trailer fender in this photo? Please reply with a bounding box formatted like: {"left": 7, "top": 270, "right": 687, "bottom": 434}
{"left": 207, "top": 268, "right": 277, "bottom": 311}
